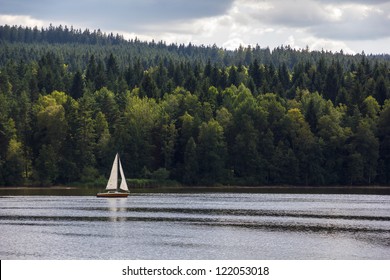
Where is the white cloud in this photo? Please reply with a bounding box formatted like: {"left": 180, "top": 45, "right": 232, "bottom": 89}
{"left": 285, "top": 35, "right": 298, "bottom": 49}
{"left": 324, "top": 5, "right": 343, "bottom": 22}
{"left": 304, "top": 37, "right": 357, "bottom": 54}
{"left": 223, "top": 38, "right": 246, "bottom": 50}
{"left": 0, "top": 15, "right": 46, "bottom": 27}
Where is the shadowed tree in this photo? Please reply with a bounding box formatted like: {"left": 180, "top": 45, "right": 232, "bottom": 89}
{"left": 183, "top": 137, "right": 198, "bottom": 185}
{"left": 197, "top": 119, "right": 227, "bottom": 184}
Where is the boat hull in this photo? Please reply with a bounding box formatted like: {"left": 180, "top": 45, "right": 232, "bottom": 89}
{"left": 96, "top": 192, "right": 129, "bottom": 198}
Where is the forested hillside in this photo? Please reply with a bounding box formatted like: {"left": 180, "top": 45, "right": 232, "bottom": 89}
{"left": 0, "top": 25, "right": 389, "bottom": 186}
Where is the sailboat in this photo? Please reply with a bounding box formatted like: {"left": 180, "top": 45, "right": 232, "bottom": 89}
{"left": 97, "top": 153, "right": 130, "bottom": 197}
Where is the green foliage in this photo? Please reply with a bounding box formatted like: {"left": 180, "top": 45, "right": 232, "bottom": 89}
{"left": 197, "top": 119, "right": 227, "bottom": 184}
{"left": 0, "top": 25, "right": 390, "bottom": 186}
{"left": 150, "top": 168, "right": 170, "bottom": 181}
{"left": 183, "top": 137, "right": 198, "bottom": 185}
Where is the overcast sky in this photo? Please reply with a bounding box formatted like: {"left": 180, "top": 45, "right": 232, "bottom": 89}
{"left": 1, "top": 0, "right": 390, "bottom": 54}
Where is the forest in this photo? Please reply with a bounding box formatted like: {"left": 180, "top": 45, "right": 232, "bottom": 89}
{"left": 0, "top": 25, "right": 389, "bottom": 187}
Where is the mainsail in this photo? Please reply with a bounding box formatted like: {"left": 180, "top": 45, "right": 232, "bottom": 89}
{"left": 106, "top": 153, "right": 118, "bottom": 190}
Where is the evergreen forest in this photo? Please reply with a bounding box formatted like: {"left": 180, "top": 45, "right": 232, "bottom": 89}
{"left": 0, "top": 25, "right": 390, "bottom": 187}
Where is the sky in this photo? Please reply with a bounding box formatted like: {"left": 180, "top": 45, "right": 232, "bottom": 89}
{"left": 1, "top": 0, "right": 390, "bottom": 54}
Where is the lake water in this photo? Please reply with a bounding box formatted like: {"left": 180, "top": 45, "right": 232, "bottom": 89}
{"left": 1, "top": 193, "right": 390, "bottom": 259}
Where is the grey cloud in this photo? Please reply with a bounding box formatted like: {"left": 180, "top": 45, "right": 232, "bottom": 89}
{"left": 259, "top": 1, "right": 328, "bottom": 27}
{"left": 315, "top": 0, "right": 390, "bottom": 4}
{"left": 239, "top": 0, "right": 390, "bottom": 41}
{"left": 243, "top": 0, "right": 331, "bottom": 28}
{"left": 310, "top": 2, "right": 390, "bottom": 40}
{"left": 0, "top": 0, "right": 234, "bottom": 31}
{"left": 311, "top": 9, "right": 390, "bottom": 40}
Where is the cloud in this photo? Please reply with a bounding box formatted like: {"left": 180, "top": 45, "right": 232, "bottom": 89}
{"left": 103, "top": 0, "right": 390, "bottom": 53}
{"left": 303, "top": 36, "right": 356, "bottom": 54}
{"left": 316, "top": 0, "right": 390, "bottom": 4}
{"left": 0, "top": 0, "right": 234, "bottom": 31}
{"left": 235, "top": 0, "right": 390, "bottom": 41}
{"left": 1, "top": 0, "right": 389, "bottom": 54}
{"left": 222, "top": 38, "right": 246, "bottom": 50}
{"left": 0, "top": 14, "right": 46, "bottom": 27}
{"left": 312, "top": 3, "right": 390, "bottom": 40}
{"left": 241, "top": 0, "right": 330, "bottom": 27}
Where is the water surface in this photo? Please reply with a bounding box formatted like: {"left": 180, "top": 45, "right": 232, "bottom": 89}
{"left": 1, "top": 193, "right": 389, "bottom": 259}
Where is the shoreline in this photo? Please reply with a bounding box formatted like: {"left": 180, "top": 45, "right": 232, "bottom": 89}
{"left": 0, "top": 186, "right": 79, "bottom": 190}
{"left": 1, "top": 185, "right": 390, "bottom": 195}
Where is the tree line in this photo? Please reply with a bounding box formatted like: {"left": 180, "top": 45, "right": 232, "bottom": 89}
{"left": 0, "top": 25, "right": 389, "bottom": 186}
{"left": 2, "top": 25, "right": 390, "bottom": 71}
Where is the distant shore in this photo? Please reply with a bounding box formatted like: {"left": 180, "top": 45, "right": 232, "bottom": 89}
{"left": 0, "top": 186, "right": 78, "bottom": 190}
{"left": 1, "top": 185, "right": 390, "bottom": 195}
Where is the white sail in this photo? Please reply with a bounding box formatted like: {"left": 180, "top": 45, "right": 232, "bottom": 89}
{"left": 105, "top": 153, "right": 118, "bottom": 190}
{"left": 119, "top": 157, "right": 129, "bottom": 192}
